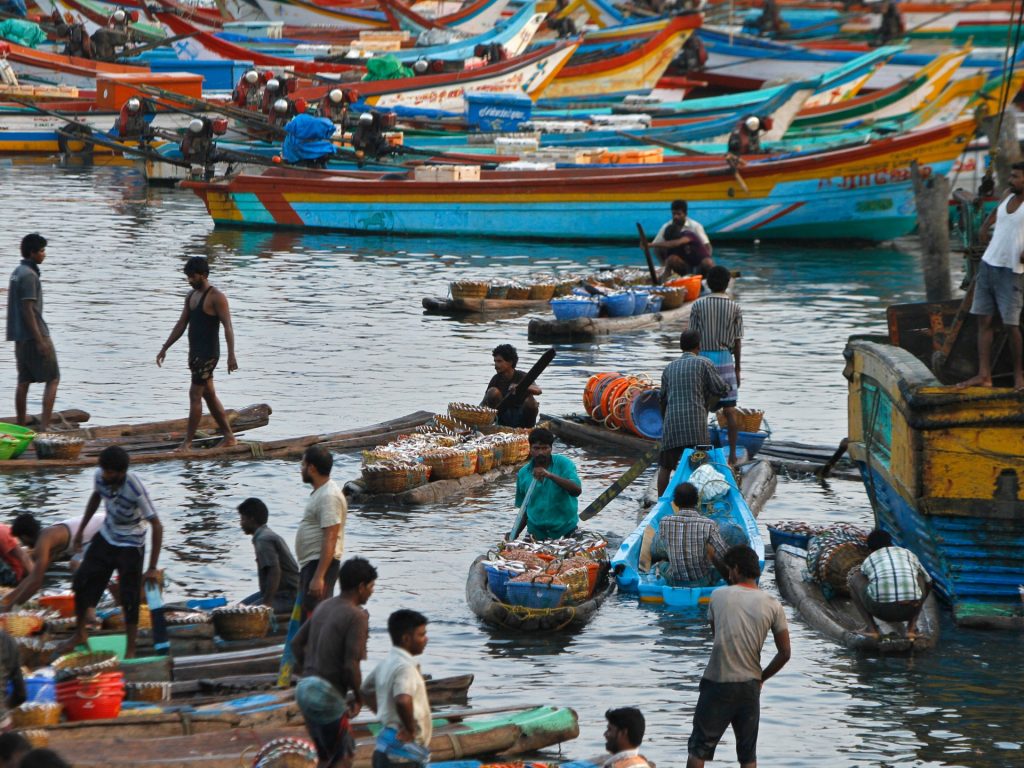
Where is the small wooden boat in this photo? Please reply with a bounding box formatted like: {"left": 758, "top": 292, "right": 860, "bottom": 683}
{"left": 528, "top": 301, "right": 695, "bottom": 342}
{"left": 422, "top": 296, "right": 552, "bottom": 316}
{"left": 774, "top": 544, "right": 941, "bottom": 653}
{"left": 466, "top": 555, "right": 614, "bottom": 632}
{"left": 613, "top": 446, "right": 766, "bottom": 608}
{"left": 47, "top": 704, "right": 580, "bottom": 766}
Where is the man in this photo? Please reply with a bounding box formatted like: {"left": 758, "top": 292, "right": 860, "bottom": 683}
{"left": 4, "top": 512, "right": 106, "bottom": 609}
{"left": 482, "top": 344, "right": 541, "bottom": 428}
{"left": 658, "top": 330, "right": 730, "bottom": 497}
{"left": 0, "top": 523, "right": 30, "bottom": 589}
{"left": 7, "top": 233, "right": 59, "bottom": 431}
{"left": 599, "top": 707, "right": 653, "bottom": 767}
{"left": 156, "top": 256, "right": 238, "bottom": 451}
{"left": 957, "top": 161, "right": 1024, "bottom": 392}
{"left": 689, "top": 265, "right": 744, "bottom": 466}
{"left": 687, "top": 546, "right": 790, "bottom": 768}
{"left": 651, "top": 200, "right": 714, "bottom": 280}
{"left": 362, "top": 609, "right": 432, "bottom": 768}
{"left": 69, "top": 446, "right": 162, "bottom": 659}
{"left": 294, "top": 557, "right": 377, "bottom": 768}
{"left": 641, "top": 482, "right": 729, "bottom": 587}
{"left": 237, "top": 498, "right": 300, "bottom": 614}
{"left": 297, "top": 445, "right": 347, "bottom": 620}
{"left": 848, "top": 529, "right": 932, "bottom": 641}
{"left": 0, "top": 732, "right": 31, "bottom": 768}
{"left": 511, "top": 427, "right": 581, "bottom": 541}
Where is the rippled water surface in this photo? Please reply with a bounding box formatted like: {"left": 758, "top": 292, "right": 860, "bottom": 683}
{"left": 0, "top": 160, "right": 1020, "bottom": 767}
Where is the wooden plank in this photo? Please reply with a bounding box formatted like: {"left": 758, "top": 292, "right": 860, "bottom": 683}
{"left": 422, "top": 296, "right": 551, "bottom": 315}
{"left": 0, "top": 408, "right": 90, "bottom": 428}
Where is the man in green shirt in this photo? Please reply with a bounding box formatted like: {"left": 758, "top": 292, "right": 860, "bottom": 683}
{"left": 511, "top": 427, "right": 582, "bottom": 540}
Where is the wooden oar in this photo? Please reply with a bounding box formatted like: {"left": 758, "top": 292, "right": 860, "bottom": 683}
{"left": 816, "top": 437, "right": 849, "bottom": 480}
{"left": 579, "top": 444, "right": 661, "bottom": 521}
{"left": 508, "top": 477, "right": 538, "bottom": 540}
{"left": 275, "top": 591, "right": 305, "bottom": 688}
{"left": 496, "top": 348, "right": 556, "bottom": 412}
{"left": 615, "top": 130, "right": 712, "bottom": 157}
{"left": 636, "top": 222, "right": 659, "bottom": 285}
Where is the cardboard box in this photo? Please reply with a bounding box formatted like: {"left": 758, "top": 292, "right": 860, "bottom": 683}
{"left": 95, "top": 72, "right": 203, "bottom": 111}
{"left": 413, "top": 164, "right": 481, "bottom": 182}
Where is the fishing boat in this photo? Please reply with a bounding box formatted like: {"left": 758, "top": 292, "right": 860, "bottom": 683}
{"left": 528, "top": 298, "right": 696, "bottom": 342}
{"left": 181, "top": 118, "right": 976, "bottom": 242}
{"left": 42, "top": 705, "right": 580, "bottom": 766}
{"left": 612, "top": 446, "right": 767, "bottom": 607}
{"left": 422, "top": 295, "right": 552, "bottom": 315}
{"left": 774, "top": 543, "right": 941, "bottom": 652}
{"left": 844, "top": 306, "right": 1024, "bottom": 629}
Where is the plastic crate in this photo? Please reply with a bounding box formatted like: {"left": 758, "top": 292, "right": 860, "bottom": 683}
{"left": 505, "top": 579, "right": 567, "bottom": 609}
{"left": 767, "top": 526, "right": 811, "bottom": 552}
{"left": 551, "top": 298, "right": 599, "bottom": 321}
{"left": 483, "top": 562, "right": 513, "bottom": 602}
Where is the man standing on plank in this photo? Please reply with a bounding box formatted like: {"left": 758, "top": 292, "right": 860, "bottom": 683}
{"left": 7, "top": 234, "right": 59, "bottom": 431}
{"left": 69, "top": 446, "right": 162, "bottom": 659}
{"left": 156, "top": 256, "right": 238, "bottom": 451}
{"left": 297, "top": 446, "right": 347, "bottom": 621}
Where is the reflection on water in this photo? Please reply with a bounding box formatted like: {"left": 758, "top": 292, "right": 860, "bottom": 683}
{"left": 0, "top": 163, "right": 1017, "bottom": 766}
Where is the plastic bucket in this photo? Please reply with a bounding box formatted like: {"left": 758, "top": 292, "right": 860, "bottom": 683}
{"left": 87, "top": 634, "right": 128, "bottom": 660}
{"left": 600, "top": 377, "right": 635, "bottom": 427}
{"left": 39, "top": 594, "right": 76, "bottom": 618}
{"left": 648, "top": 295, "right": 663, "bottom": 313}
{"left": 631, "top": 291, "right": 650, "bottom": 315}
{"left": 483, "top": 563, "right": 512, "bottom": 602}
{"left": 25, "top": 675, "right": 56, "bottom": 703}
{"left": 584, "top": 372, "right": 620, "bottom": 415}
{"left": 665, "top": 275, "right": 702, "bottom": 302}
{"left": 601, "top": 292, "right": 635, "bottom": 317}
{"left": 57, "top": 672, "right": 125, "bottom": 721}
{"left": 550, "top": 298, "right": 599, "bottom": 322}
{"left": 624, "top": 389, "right": 663, "bottom": 439}
{"left": 590, "top": 374, "right": 624, "bottom": 422}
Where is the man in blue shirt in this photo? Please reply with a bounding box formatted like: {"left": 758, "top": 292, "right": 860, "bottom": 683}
{"left": 511, "top": 427, "right": 581, "bottom": 540}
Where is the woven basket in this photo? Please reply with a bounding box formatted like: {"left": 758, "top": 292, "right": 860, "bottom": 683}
{"left": 361, "top": 463, "right": 430, "bottom": 494}
{"left": 11, "top": 703, "right": 62, "bottom": 728}
{"left": 126, "top": 681, "right": 171, "bottom": 703}
{"left": 528, "top": 283, "right": 556, "bottom": 301}
{"left": 654, "top": 286, "right": 686, "bottom": 310}
{"left": 475, "top": 445, "right": 495, "bottom": 473}
{"left": 212, "top": 604, "right": 272, "bottom": 640}
{"left": 3, "top": 612, "right": 46, "bottom": 638}
{"left": 448, "top": 402, "right": 497, "bottom": 428}
{"left": 433, "top": 414, "right": 471, "bottom": 433}
{"left": 53, "top": 651, "right": 119, "bottom": 682}
{"left": 501, "top": 438, "right": 530, "bottom": 465}
{"left": 486, "top": 284, "right": 509, "bottom": 299}
{"left": 32, "top": 434, "right": 85, "bottom": 460}
{"left": 821, "top": 543, "right": 868, "bottom": 595}
{"left": 554, "top": 278, "right": 579, "bottom": 297}
{"left": 103, "top": 604, "right": 151, "bottom": 631}
{"left": 549, "top": 564, "right": 594, "bottom": 603}
{"left": 450, "top": 280, "right": 489, "bottom": 301}
{"left": 16, "top": 637, "right": 60, "bottom": 669}
{"left": 421, "top": 449, "right": 477, "bottom": 480}
{"left": 716, "top": 408, "right": 765, "bottom": 432}
{"left": 253, "top": 737, "right": 319, "bottom": 768}
{"left": 506, "top": 284, "right": 530, "bottom": 300}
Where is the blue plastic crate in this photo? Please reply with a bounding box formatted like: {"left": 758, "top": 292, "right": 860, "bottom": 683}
{"left": 551, "top": 298, "right": 599, "bottom": 321}
{"left": 631, "top": 291, "right": 650, "bottom": 315}
{"left": 505, "top": 579, "right": 567, "bottom": 609}
{"left": 483, "top": 562, "right": 513, "bottom": 602}
{"left": 767, "top": 526, "right": 811, "bottom": 551}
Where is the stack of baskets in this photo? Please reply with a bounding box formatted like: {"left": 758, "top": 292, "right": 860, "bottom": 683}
{"left": 103, "top": 604, "right": 152, "bottom": 631}
{"left": 252, "top": 737, "right": 319, "bottom": 768}
{"left": 716, "top": 408, "right": 765, "bottom": 433}
{"left": 449, "top": 280, "right": 489, "bottom": 301}
{"left": 806, "top": 526, "right": 869, "bottom": 595}
{"left": 582, "top": 372, "right": 661, "bottom": 438}
{"left": 506, "top": 283, "right": 530, "bottom": 300}
{"left": 10, "top": 703, "right": 62, "bottom": 729}
{"left": 447, "top": 402, "right": 497, "bottom": 428}
{"left": 32, "top": 434, "right": 85, "bottom": 460}
{"left": 126, "top": 681, "right": 171, "bottom": 703}
{"left": 361, "top": 462, "right": 431, "bottom": 494}
{"left": 2, "top": 611, "right": 47, "bottom": 638}
{"left": 653, "top": 285, "right": 687, "bottom": 310}
{"left": 420, "top": 447, "right": 478, "bottom": 480}
{"left": 53, "top": 651, "right": 120, "bottom": 682}
{"left": 212, "top": 604, "right": 273, "bottom": 640}
{"left": 528, "top": 282, "right": 556, "bottom": 301}
{"left": 16, "top": 637, "right": 60, "bottom": 669}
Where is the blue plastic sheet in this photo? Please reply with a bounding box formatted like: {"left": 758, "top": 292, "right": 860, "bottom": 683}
{"left": 282, "top": 113, "right": 337, "bottom": 164}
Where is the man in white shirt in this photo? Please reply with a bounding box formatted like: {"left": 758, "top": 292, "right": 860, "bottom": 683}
{"left": 600, "top": 707, "right": 653, "bottom": 767}
{"left": 296, "top": 445, "right": 347, "bottom": 620}
{"left": 651, "top": 199, "right": 714, "bottom": 280}
{"left": 361, "top": 609, "right": 431, "bottom": 768}
{"left": 958, "top": 161, "right": 1024, "bottom": 392}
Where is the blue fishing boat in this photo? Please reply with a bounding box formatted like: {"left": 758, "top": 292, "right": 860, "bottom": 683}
{"left": 611, "top": 446, "right": 765, "bottom": 607}
{"left": 845, "top": 319, "right": 1024, "bottom": 630}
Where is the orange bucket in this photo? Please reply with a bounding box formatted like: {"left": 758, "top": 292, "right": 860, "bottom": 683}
{"left": 590, "top": 374, "right": 623, "bottom": 422}
{"left": 601, "top": 377, "right": 637, "bottom": 428}
{"left": 583, "top": 372, "right": 619, "bottom": 415}
{"left": 665, "top": 275, "right": 702, "bottom": 302}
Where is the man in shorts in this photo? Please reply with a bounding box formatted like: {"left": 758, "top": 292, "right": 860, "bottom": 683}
{"left": 687, "top": 546, "right": 790, "bottom": 768}
{"left": 651, "top": 199, "right": 715, "bottom": 280}
{"left": 6, "top": 233, "right": 59, "bottom": 431}
{"left": 957, "top": 161, "right": 1024, "bottom": 391}
{"left": 156, "top": 256, "right": 238, "bottom": 451}
{"left": 69, "top": 446, "right": 163, "bottom": 659}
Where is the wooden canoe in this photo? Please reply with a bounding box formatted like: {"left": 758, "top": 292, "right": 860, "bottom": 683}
{"left": 47, "top": 705, "right": 579, "bottom": 767}
{"left": 466, "top": 555, "right": 615, "bottom": 632}
{"left": 344, "top": 461, "right": 521, "bottom": 506}
{"left": 774, "top": 544, "right": 941, "bottom": 653}
{"left": 528, "top": 301, "right": 696, "bottom": 342}
{"left": 422, "top": 296, "right": 552, "bottom": 316}
{"left": 0, "top": 408, "right": 89, "bottom": 429}
{"left": 0, "top": 411, "right": 434, "bottom": 470}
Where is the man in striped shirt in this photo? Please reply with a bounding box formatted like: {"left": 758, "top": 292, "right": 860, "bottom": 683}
{"left": 848, "top": 529, "right": 931, "bottom": 641}
{"left": 689, "top": 265, "right": 743, "bottom": 466}
{"left": 70, "top": 446, "right": 163, "bottom": 658}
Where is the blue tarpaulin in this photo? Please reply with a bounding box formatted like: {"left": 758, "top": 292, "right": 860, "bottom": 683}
{"left": 281, "top": 113, "right": 337, "bottom": 164}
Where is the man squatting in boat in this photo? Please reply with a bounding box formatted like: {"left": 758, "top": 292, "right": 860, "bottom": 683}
{"left": 482, "top": 343, "right": 541, "bottom": 428}
{"left": 509, "top": 427, "right": 582, "bottom": 541}
{"left": 156, "top": 256, "right": 238, "bottom": 451}
{"left": 848, "top": 529, "right": 932, "bottom": 641}
{"left": 651, "top": 200, "right": 715, "bottom": 281}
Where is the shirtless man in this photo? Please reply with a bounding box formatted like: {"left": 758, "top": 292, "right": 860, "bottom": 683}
{"left": 4, "top": 512, "right": 106, "bottom": 610}
{"left": 156, "top": 257, "right": 238, "bottom": 451}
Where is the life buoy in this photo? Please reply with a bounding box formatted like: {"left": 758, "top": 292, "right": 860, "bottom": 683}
{"left": 56, "top": 123, "right": 95, "bottom": 156}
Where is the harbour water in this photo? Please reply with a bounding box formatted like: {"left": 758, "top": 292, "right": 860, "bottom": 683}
{"left": 0, "top": 159, "right": 1020, "bottom": 766}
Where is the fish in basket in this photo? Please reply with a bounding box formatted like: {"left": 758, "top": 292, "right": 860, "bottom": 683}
{"left": 212, "top": 604, "right": 273, "bottom": 640}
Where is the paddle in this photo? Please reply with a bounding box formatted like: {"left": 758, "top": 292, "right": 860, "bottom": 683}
{"left": 615, "top": 130, "right": 712, "bottom": 157}
{"left": 275, "top": 591, "right": 305, "bottom": 688}
{"left": 507, "top": 477, "right": 539, "bottom": 540}
{"left": 579, "top": 444, "right": 660, "bottom": 521}
{"left": 636, "top": 222, "right": 660, "bottom": 285}
{"left": 816, "top": 437, "right": 849, "bottom": 480}
{"left": 496, "top": 348, "right": 556, "bottom": 412}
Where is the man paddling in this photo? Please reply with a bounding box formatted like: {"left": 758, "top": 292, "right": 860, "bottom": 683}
{"left": 510, "top": 427, "right": 581, "bottom": 541}
{"left": 156, "top": 256, "right": 238, "bottom": 451}
{"left": 956, "top": 161, "right": 1024, "bottom": 392}
{"left": 482, "top": 344, "right": 541, "bottom": 428}
{"left": 652, "top": 200, "right": 715, "bottom": 280}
